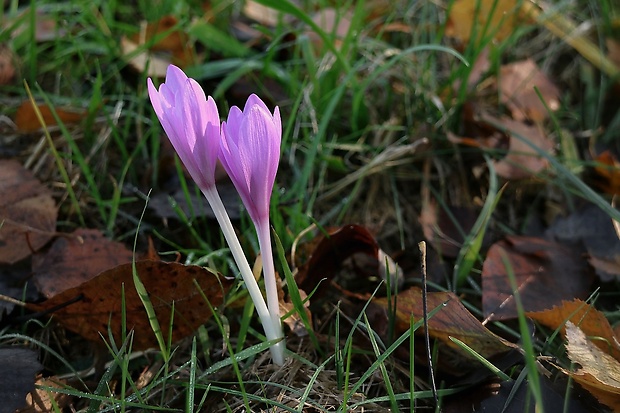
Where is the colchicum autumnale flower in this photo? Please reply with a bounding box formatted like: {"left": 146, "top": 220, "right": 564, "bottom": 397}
{"left": 148, "top": 66, "right": 284, "bottom": 365}
{"left": 220, "top": 94, "right": 285, "bottom": 358}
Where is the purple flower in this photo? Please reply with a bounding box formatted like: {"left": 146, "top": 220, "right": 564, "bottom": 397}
{"left": 147, "top": 65, "right": 220, "bottom": 191}
{"left": 220, "top": 94, "right": 283, "bottom": 337}
{"left": 219, "top": 94, "right": 281, "bottom": 225}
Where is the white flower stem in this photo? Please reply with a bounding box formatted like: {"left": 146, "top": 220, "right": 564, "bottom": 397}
{"left": 201, "top": 186, "right": 285, "bottom": 365}
{"left": 256, "top": 219, "right": 282, "bottom": 334}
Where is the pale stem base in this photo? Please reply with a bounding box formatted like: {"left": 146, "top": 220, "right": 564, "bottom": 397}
{"left": 202, "top": 186, "right": 285, "bottom": 365}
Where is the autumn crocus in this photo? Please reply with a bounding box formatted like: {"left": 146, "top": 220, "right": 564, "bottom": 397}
{"left": 220, "top": 94, "right": 285, "bottom": 360}
{"left": 147, "top": 66, "right": 284, "bottom": 365}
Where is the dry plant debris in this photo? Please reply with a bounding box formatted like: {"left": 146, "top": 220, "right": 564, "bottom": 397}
{"left": 0, "top": 159, "right": 57, "bottom": 264}
{"left": 27, "top": 260, "right": 233, "bottom": 350}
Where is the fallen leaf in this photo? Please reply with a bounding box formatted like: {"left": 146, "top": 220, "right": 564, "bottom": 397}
{"left": 32, "top": 228, "right": 134, "bottom": 298}
{"left": 28, "top": 260, "right": 233, "bottom": 350}
{"left": 565, "top": 321, "right": 620, "bottom": 411}
{"left": 7, "top": 8, "right": 68, "bottom": 42}
{"left": 0, "top": 43, "right": 16, "bottom": 85}
{"left": 14, "top": 101, "right": 87, "bottom": 133}
{"left": 445, "top": 0, "right": 523, "bottom": 45}
{"left": 482, "top": 236, "right": 593, "bottom": 321}
{"left": 374, "top": 287, "right": 512, "bottom": 360}
{"left": 546, "top": 203, "right": 620, "bottom": 281}
{"left": 482, "top": 115, "right": 554, "bottom": 179}
{"left": 527, "top": 299, "right": 620, "bottom": 362}
{"left": 0, "top": 348, "right": 42, "bottom": 413}
{"left": 121, "top": 16, "right": 195, "bottom": 77}
{"left": 0, "top": 160, "right": 57, "bottom": 264}
{"left": 280, "top": 281, "right": 311, "bottom": 337}
{"left": 499, "top": 59, "right": 560, "bottom": 122}
{"left": 295, "top": 225, "right": 379, "bottom": 299}
{"left": 243, "top": 0, "right": 282, "bottom": 27}
{"left": 19, "top": 377, "right": 72, "bottom": 413}
{"left": 592, "top": 150, "right": 620, "bottom": 196}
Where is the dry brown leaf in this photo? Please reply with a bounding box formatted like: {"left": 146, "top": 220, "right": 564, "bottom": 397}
{"left": 482, "top": 236, "right": 593, "bottom": 321}
{"left": 121, "top": 16, "right": 194, "bottom": 77}
{"left": 243, "top": 0, "right": 282, "bottom": 27}
{"left": 28, "top": 260, "right": 233, "bottom": 350}
{"left": 0, "top": 160, "right": 57, "bottom": 264}
{"left": 565, "top": 321, "right": 620, "bottom": 411}
{"left": 593, "top": 150, "right": 620, "bottom": 196}
{"left": 499, "top": 59, "right": 560, "bottom": 122}
{"left": 14, "top": 101, "right": 87, "bottom": 133}
{"left": 19, "top": 377, "right": 72, "bottom": 413}
{"left": 32, "top": 228, "right": 134, "bottom": 298}
{"left": 607, "top": 38, "right": 620, "bottom": 69}
{"left": 480, "top": 115, "right": 553, "bottom": 179}
{"left": 374, "top": 287, "right": 512, "bottom": 360}
{"left": 295, "top": 225, "right": 379, "bottom": 299}
{"left": 527, "top": 299, "right": 620, "bottom": 362}
{"left": 0, "top": 43, "right": 16, "bottom": 85}
{"left": 445, "top": 0, "right": 523, "bottom": 45}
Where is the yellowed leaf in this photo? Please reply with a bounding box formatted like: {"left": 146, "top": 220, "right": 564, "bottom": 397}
{"left": 565, "top": 321, "right": 620, "bottom": 411}
{"left": 446, "top": 0, "right": 523, "bottom": 45}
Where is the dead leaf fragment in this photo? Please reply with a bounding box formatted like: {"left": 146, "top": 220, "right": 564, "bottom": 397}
{"left": 0, "top": 44, "right": 16, "bottom": 85}
{"left": 14, "top": 101, "right": 87, "bottom": 133}
{"left": 482, "top": 236, "right": 593, "bottom": 321}
{"left": 546, "top": 203, "right": 620, "bottom": 281}
{"left": 32, "top": 228, "right": 134, "bottom": 298}
{"left": 374, "top": 287, "right": 512, "bottom": 360}
{"left": 499, "top": 59, "right": 560, "bottom": 122}
{"left": 295, "top": 225, "right": 379, "bottom": 299}
{"left": 565, "top": 321, "right": 620, "bottom": 411}
{"left": 121, "top": 16, "right": 194, "bottom": 77}
{"left": 28, "top": 260, "right": 233, "bottom": 350}
{"left": 0, "top": 160, "right": 57, "bottom": 264}
{"left": 446, "top": 0, "right": 523, "bottom": 45}
{"left": 482, "top": 115, "right": 554, "bottom": 179}
{"left": 527, "top": 299, "right": 620, "bottom": 362}
{"left": 20, "top": 377, "right": 72, "bottom": 413}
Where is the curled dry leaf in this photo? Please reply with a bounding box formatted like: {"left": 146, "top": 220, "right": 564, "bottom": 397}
{"left": 296, "top": 225, "right": 379, "bottom": 295}
{"left": 565, "top": 321, "right": 620, "bottom": 411}
{"left": 482, "top": 236, "right": 593, "bottom": 321}
{"left": 0, "top": 160, "right": 57, "bottom": 264}
{"left": 27, "top": 260, "right": 233, "bottom": 350}
{"left": 32, "top": 228, "right": 134, "bottom": 298}
{"left": 499, "top": 59, "right": 560, "bottom": 122}
{"left": 374, "top": 287, "right": 512, "bottom": 360}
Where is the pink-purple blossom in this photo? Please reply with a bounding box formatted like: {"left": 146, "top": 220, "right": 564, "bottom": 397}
{"left": 147, "top": 65, "right": 220, "bottom": 191}
{"left": 219, "top": 94, "right": 282, "bottom": 225}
